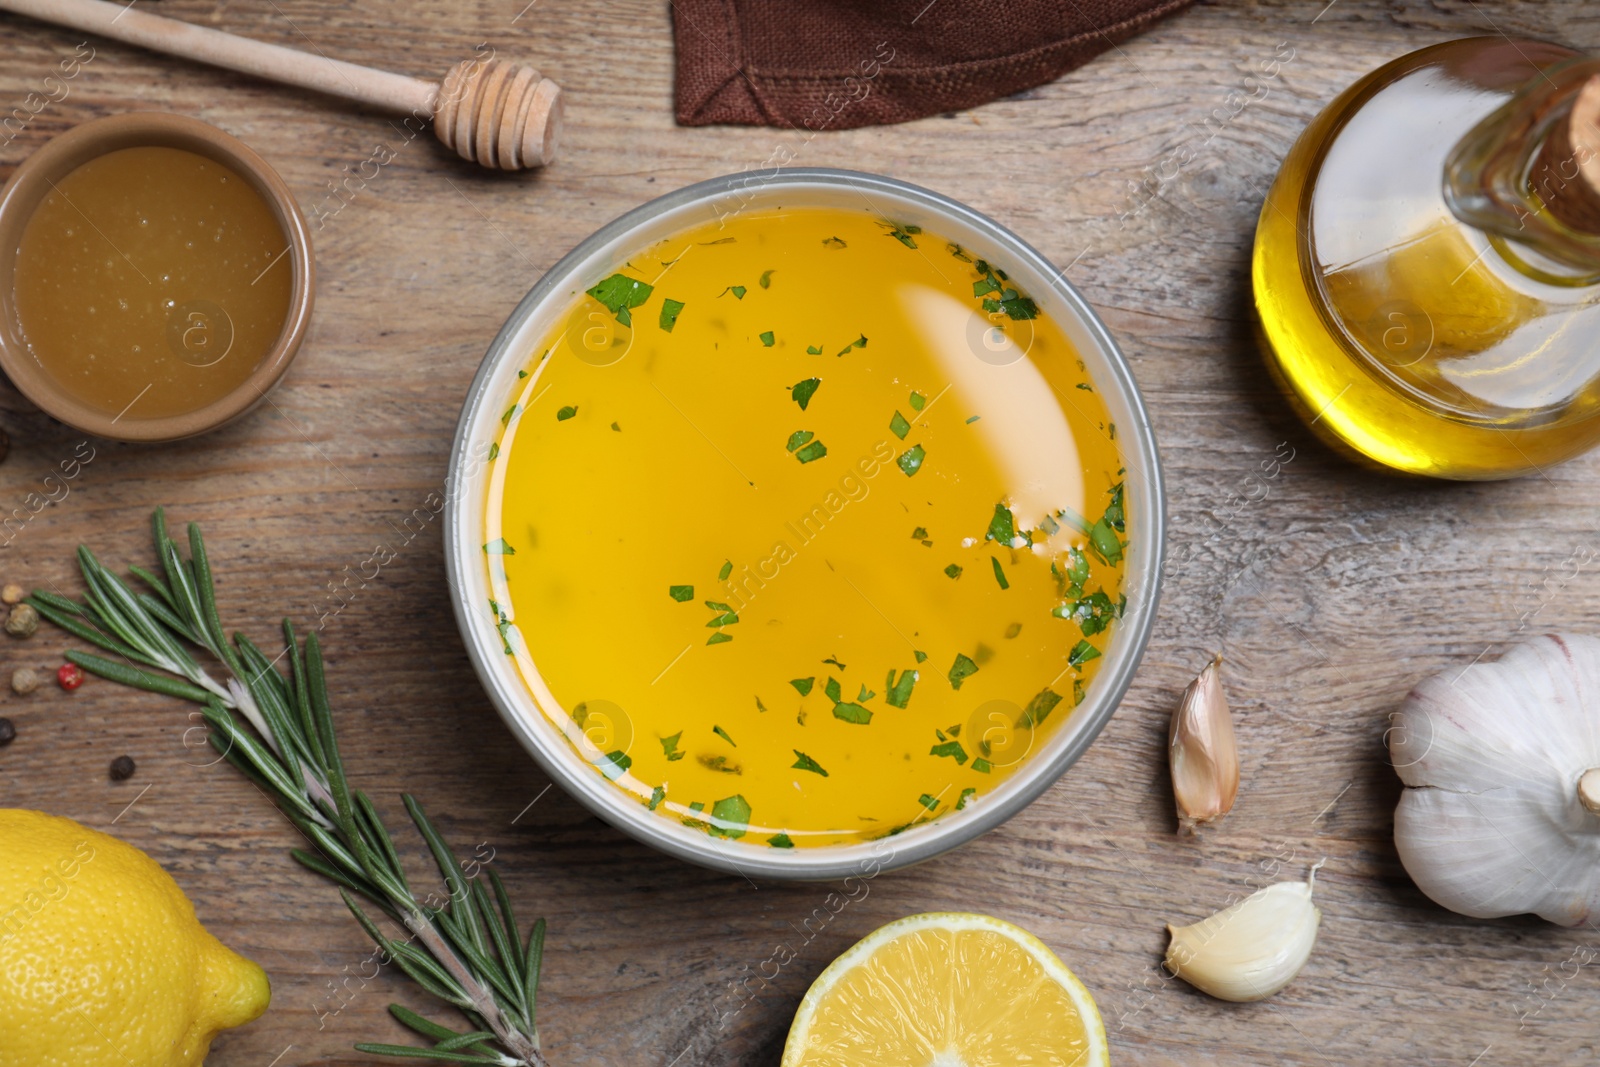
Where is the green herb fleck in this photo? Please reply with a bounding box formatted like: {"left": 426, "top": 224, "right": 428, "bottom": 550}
{"left": 792, "top": 750, "right": 829, "bottom": 776}
{"left": 598, "top": 750, "right": 632, "bottom": 779}
{"left": 911, "top": 526, "right": 929, "bottom": 542}
{"left": 488, "top": 442, "right": 499, "bottom": 461}
{"left": 966, "top": 415, "right": 981, "bottom": 424}
{"left": 944, "top": 564, "right": 963, "bottom": 579}
{"left": 721, "top": 285, "right": 747, "bottom": 300}
{"left": 806, "top": 344, "right": 823, "bottom": 355}
{"left": 611, "top": 421, "right": 621, "bottom": 432}
{"left": 790, "top": 677, "right": 815, "bottom": 696}
{"left": 517, "top": 369, "right": 528, "bottom": 379}
{"left": 832, "top": 702, "right": 873, "bottom": 725}
{"left": 886, "top": 221, "right": 922, "bottom": 248}
{"left": 706, "top": 611, "right": 738, "bottom": 627}
{"left": 718, "top": 560, "right": 733, "bottom": 581}
{"left": 836, "top": 334, "right": 868, "bottom": 357}
{"left": 786, "top": 430, "right": 814, "bottom": 452}
{"left": 930, "top": 740, "right": 968, "bottom": 764}
{"left": 972, "top": 758, "right": 993, "bottom": 773}
{"left": 707, "top": 632, "right": 733, "bottom": 645}
{"left": 660, "top": 732, "right": 685, "bottom": 761}
{"left": 1068, "top": 640, "right": 1101, "bottom": 667}
{"left": 990, "top": 557, "right": 1009, "bottom": 590}
{"left": 917, "top": 793, "right": 939, "bottom": 811}
{"left": 483, "top": 538, "right": 516, "bottom": 555}
{"left": 909, "top": 391, "right": 926, "bottom": 412}
{"left": 556, "top": 405, "right": 578, "bottom": 421}
{"left": 897, "top": 445, "right": 926, "bottom": 477}
{"left": 949, "top": 243, "right": 973, "bottom": 262}
{"left": 759, "top": 331, "right": 775, "bottom": 347}
{"left": 914, "top": 650, "right": 928, "bottom": 663}
{"left": 822, "top": 236, "right": 847, "bottom": 249}
{"left": 986, "top": 503, "right": 1018, "bottom": 546}
{"left": 957, "top": 787, "right": 977, "bottom": 809}
{"left": 948, "top": 653, "right": 979, "bottom": 690}
{"left": 1021, "top": 687, "right": 1064, "bottom": 727}
{"left": 791, "top": 378, "right": 821, "bottom": 410}
{"left": 824, "top": 677, "right": 842, "bottom": 703}
{"left": 668, "top": 587, "right": 693, "bottom": 605}
{"left": 501, "top": 403, "right": 521, "bottom": 425}
{"left": 885, "top": 669, "right": 917, "bottom": 708}
{"left": 713, "top": 725, "right": 737, "bottom": 747}
{"left": 795, "top": 440, "right": 828, "bottom": 464}
{"left": 856, "top": 683, "right": 876, "bottom": 702}
{"left": 709, "top": 794, "right": 751, "bottom": 839}
{"left": 768, "top": 833, "right": 795, "bottom": 848}
{"left": 1105, "top": 483, "right": 1125, "bottom": 532}
{"left": 649, "top": 785, "right": 666, "bottom": 810}
{"left": 759, "top": 270, "right": 775, "bottom": 288}
{"left": 1064, "top": 547, "right": 1090, "bottom": 588}
{"left": 659, "top": 298, "right": 685, "bottom": 332}
{"left": 586, "top": 274, "right": 654, "bottom": 326}
{"left": 1089, "top": 517, "right": 1124, "bottom": 565}
{"left": 889, "top": 411, "right": 911, "bottom": 440}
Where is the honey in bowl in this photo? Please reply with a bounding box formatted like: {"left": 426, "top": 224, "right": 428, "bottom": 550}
{"left": 12, "top": 145, "right": 293, "bottom": 420}
{"left": 485, "top": 207, "right": 1127, "bottom": 848}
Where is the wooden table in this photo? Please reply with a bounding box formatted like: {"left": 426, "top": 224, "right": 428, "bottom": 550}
{"left": 4, "top": 2, "right": 1600, "bottom": 1064}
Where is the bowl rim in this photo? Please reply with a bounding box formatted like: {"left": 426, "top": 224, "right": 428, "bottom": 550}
{"left": 0, "top": 111, "right": 315, "bottom": 442}
{"left": 444, "top": 167, "right": 1166, "bottom": 881}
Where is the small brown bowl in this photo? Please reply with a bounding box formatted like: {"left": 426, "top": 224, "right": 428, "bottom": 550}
{"left": 0, "top": 112, "right": 314, "bottom": 442}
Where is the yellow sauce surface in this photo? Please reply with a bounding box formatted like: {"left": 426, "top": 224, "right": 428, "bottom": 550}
{"left": 485, "top": 207, "right": 1126, "bottom": 848}
{"left": 14, "top": 146, "right": 292, "bottom": 420}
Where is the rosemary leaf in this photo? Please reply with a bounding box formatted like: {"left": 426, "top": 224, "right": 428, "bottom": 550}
{"left": 28, "top": 598, "right": 151, "bottom": 666}
{"left": 65, "top": 650, "right": 211, "bottom": 703}
{"left": 127, "top": 563, "right": 179, "bottom": 614}
{"left": 523, "top": 917, "right": 546, "bottom": 1034}
{"left": 351, "top": 1045, "right": 504, "bottom": 1064}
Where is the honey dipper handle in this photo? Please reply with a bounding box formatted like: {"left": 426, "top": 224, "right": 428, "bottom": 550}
{"left": 0, "top": 0, "right": 564, "bottom": 168}
{"left": 0, "top": 0, "right": 439, "bottom": 114}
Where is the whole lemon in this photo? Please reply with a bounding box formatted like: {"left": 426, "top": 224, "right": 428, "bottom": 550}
{"left": 0, "top": 809, "right": 270, "bottom": 1067}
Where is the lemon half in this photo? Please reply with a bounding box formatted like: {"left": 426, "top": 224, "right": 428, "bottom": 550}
{"left": 782, "top": 912, "right": 1110, "bottom": 1067}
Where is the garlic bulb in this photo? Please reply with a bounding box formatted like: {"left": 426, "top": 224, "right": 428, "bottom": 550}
{"left": 1164, "top": 865, "right": 1323, "bottom": 1002}
{"left": 1390, "top": 632, "right": 1600, "bottom": 925}
{"left": 1169, "top": 654, "right": 1239, "bottom": 832}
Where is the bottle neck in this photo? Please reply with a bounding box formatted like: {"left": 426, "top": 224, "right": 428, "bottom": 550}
{"left": 1445, "top": 57, "right": 1600, "bottom": 276}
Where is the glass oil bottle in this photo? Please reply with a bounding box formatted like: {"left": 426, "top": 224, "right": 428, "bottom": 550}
{"left": 1253, "top": 37, "right": 1600, "bottom": 479}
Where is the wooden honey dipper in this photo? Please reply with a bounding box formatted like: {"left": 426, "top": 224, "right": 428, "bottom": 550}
{"left": 0, "top": 0, "right": 563, "bottom": 169}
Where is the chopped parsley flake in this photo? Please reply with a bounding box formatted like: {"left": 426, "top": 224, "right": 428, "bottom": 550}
{"left": 824, "top": 677, "right": 842, "bottom": 703}
{"left": 649, "top": 786, "right": 666, "bottom": 810}
{"left": 501, "top": 403, "right": 521, "bottom": 425}
{"left": 713, "top": 725, "right": 737, "bottom": 747}
{"left": 786, "top": 430, "right": 814, "bottom": 452}
{"left": 760, "top": 331, "right": 775, "bottom": 347}
{"left": 886, "top": 222, "right": 922, "bottom": 248}
{"left": 948, "top": 653, "right": 979, "bottom": 690}
{"left": 791, "top": 378, "right": 821, "bottom": 410}
{"left": 659, "top": 298, "right": 685, "bottom": 332}
{"left": 944, "top": 564, "right": 963, "bottom": 579}
{"left": 556, "top": 405, "right": 578, "bottom": 421}
{"left": 669, "top": 585, "right": 693, "bottom": 601}
{"left": 949, "top": 243, "right": 972, "bottom": 262}
{"left": 832, "top": 702, "right": 872, "bottom": 724}
{"left": 966, "top": 415, "right": 981, "bottom": 424}
{"left": 792, "top": 750, "right": 829, "bottom": 776}
{"left": 795, "top": 440, "right": 828, "bottom": 464}
{"left": 611, "top": 422, "right": 621, "bottom": 432}
{"left": 909, "top": 391, "right": 926, "bottom": 411}
{"left": 706, "top": 611, "right": 739, "bottom": 627}
{"left": 972, "top": 758, "right": 993, "bottom": 773}
{"left": 897, "top": 445, "right": 926, "bottom": 477}
{"left": 930, "top": 740, "right": 968, "bottom": 763}
{"left": 768, "top": 833, "right": 795, "bottom": 848}
{"left": 1021, "top": 687, "right": 1064, "bottom": 727}
{"left": 957, "top": 787, "right": 977, "bottom": 809}
{"left": 790, "top": 677, "right": 815, "bottom": 696}
{"left": 1089, "top": 517, "right": 1124, "bottom": 565}
{"left": 914, "top": 650, "right": 928, "bottom": 663}
{"left": 856, "top": 683, "right": 876, "bottom": 702}
{"left": 889, "top": 411, "right": 911, "bottom": 440}
{"left": 822, "top": 236, "right": 847, "bottom": 248}
{"left": 483, "top": 538, "right": 515, "bottom": 555}
{"left": 586, "top": 274, "right": 654, "bottom": 326}
{"left": 759, "top": 270, "right": 775, "bottom": 288}
{"left": 836, "top": 334, "right": 868, "bottom": 357}
{"left": 661, "top": 732, "right": 685, "bottom": 761}
{"left": 1068, "top": 640, "right": 1101, "bottom": 667}
{"left": 1005, "top": 622, "right": 1022, "bottom": 639}
{"left": 721, "top": 285, "right": 747, "bottom": 300}
{"left": 917, "top": 793, "right": 939, "bottom": 811}
{"left": 488, "top": 442, "right": 499, "bottom": 460}
{"left": 806, "top": 344, "right": 823, "bottom": 355}
{"left": 886, "top": 669, "right": 917, "bottom": 708}
{"left": 1106, "top": 483, "right": 1126, "bottom": 532}
{"left": 708, "top": 795, "right": 751, "bottom": 838}
{"left": 991, "top": 557, "right": 1009, "bottom": 590}
{"left": 986, "top": 504, "right": 1018, "bottom": 545}
{"left": 911, "top": 526, "right": 929, "bottom": 541}
{"left": 599, "top": 750, "right": 632, "bottom": 779}
{"left": 707, "top": 632, "right": 733, "bottom": 645}
{"left": 718, "top": 560, "right": 733, "bottom": 580}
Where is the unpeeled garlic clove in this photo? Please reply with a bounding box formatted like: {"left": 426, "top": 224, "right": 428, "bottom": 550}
{"left": 1169, "top": 654, "right": 1239, "bottom": 833}
{"left": 1164, "top": 864, "right": 1324, "bottom": 1002}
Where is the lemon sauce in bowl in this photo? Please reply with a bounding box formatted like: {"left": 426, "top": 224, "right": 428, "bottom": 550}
{"left": 481, "top": 205, "right": 1128, "bottom": 849}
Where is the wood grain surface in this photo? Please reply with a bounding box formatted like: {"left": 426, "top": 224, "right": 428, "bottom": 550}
{"left": 4, "top": 2, "right": 1600, "bottom": 1065}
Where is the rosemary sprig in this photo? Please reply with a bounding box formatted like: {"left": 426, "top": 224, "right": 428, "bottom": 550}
{"left": 30, "top": 509, "right": 549, "bottom": 1067}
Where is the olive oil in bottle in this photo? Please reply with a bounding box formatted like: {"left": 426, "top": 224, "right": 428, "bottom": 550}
{"left": 1254, "top": 37, "right": 1600, "bottom": 479}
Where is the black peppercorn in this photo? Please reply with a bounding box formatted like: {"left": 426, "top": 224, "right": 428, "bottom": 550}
{"left": 0, "top": 717, "right": 14, "bottom": 746}
{"left": 109, "top": 755, "right": 136, "bottom": 781}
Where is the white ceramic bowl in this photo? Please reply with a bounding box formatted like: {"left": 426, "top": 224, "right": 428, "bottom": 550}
{"left": 445, "top": 169, "right": 1165, "bottom": 881}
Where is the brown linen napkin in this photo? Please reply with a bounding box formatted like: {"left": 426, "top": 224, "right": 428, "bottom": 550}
{"left": 672, "top": 0, "right": 1193, "bottom": 130}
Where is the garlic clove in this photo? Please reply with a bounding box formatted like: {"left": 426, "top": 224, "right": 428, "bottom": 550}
{"left": 1170, "top": 654, "right": 1240, "bottom": 833}
{"left": 1164, "top": 865, "right": 1323, "bottom": 1002}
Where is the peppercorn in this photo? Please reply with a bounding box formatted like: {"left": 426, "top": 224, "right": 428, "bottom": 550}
{"left": 10, "top": 667, "right": 39, "bottom": 695}
{"left": 0, "top": 718, "right": 14, "bottom": 747}
{"left": 109, "top": 755, "right": 136, "bottom": 781}
{"left": 0, "top": 584, "right": 23, "bottom": 605}
{"left": 5, "top": 602, "right": 38, "bottom": 638}
{"left": 57, "top": 663, "right": 84, "bottom": 691}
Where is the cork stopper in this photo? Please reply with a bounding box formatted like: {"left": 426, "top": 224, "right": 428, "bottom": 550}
{"left": 1532, "top": 74, "right": 1600, "bottom": 233}
{"left": 432, "top": 58, "right": 564, "bottom": 170}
